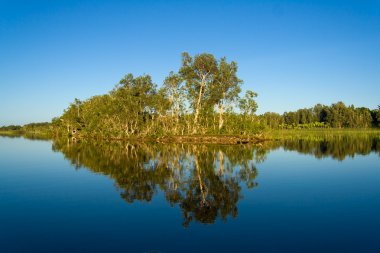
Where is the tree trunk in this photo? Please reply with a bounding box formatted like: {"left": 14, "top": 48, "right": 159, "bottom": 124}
{"left": 218, "top": 93, "right": 225, "bottom": 131}
{"left": 218, "top": 103, "right": 224, "bottom": 130}
{"left": 193, "top": 76, "right": 205, "bottom": 134}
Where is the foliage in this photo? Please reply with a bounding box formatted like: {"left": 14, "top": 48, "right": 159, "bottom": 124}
{"left": 0, "top": 125, "right": 22, "bottom": 131}
{"left": 49, "top": 134, "right": 380, "bottom": 225}
{"left": 53, "top": 52, "right": 261, "bottom": 138}
{"left": 259, "top": 102, "right": 379, "bottom": 129}
{"left": 52, "top": 139, "right": 262, "bottom": 226}
{"left": 2, "top": 53, "right": 378, "bottom": 137}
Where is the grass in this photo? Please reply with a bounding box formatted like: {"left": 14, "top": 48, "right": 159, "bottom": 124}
{"left": 0, "top": 130, "right": 24, "bottom": 136}
{"left": 266, "top": 128, "right": 380, "bottom": 140}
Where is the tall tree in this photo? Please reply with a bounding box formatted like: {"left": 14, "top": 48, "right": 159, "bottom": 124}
{"left": 162, "top": 71, "right": 185, "bottom": 133}
{"left": 211, "top": 57, "right": 242, "bottom": 131}
{"left": 179, "top": 52, "right": 218, "bottom": 133}
{"left": 112, "top": 74, "right": 157, "bottom": 136}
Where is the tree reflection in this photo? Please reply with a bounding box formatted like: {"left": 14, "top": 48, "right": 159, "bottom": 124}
{"left": 52, "top": 139, "right": 261, "bottom": 226}
{"left": 271, "top": 134, "right": 380, "bottom": 161}
{"left": 50, "top": 134, "right": 380, "bottom": 226}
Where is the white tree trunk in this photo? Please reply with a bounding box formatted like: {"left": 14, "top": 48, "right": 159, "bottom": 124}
{"left": 193, "top": 76, "right": 206, "bottom": 134}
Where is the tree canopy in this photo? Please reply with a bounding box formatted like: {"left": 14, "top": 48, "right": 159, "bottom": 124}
{"left": 3, "top": 53, "right": 378, "bottom": 138}
{"left": 52, "top": 52, "right": 260, "bottom": 138}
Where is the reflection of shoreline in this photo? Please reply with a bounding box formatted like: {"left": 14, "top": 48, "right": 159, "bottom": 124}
{"left": 51, "top": 140, "right": 261, "bottom": 227}
{"left": 2, "top": 131, "right": 379, "bottom": 161}
{"left": 47, "top": 135, "right": 380, "bottom": 226}
{"left": 271, "top": 136, "right": 380, "bottom": 161}
{"left": 1, "top": 130, "right": 269, "bottom": 144}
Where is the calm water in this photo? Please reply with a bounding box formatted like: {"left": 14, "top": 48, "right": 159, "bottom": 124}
{"left": 0, "top": 135, "right": 380, "bottom": 253}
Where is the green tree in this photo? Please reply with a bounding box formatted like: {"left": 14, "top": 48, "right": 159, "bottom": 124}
{"left": 210, "top": 57, "right": 242, "bottom": 131}
{"left": 162, "top": 71, "right": 185, "bottom": 134}
{"left": 239, "top": 90, "right": 258, "bottom": 121}
{"left": 179, "top": 52, "right": 218, "bottom": 133}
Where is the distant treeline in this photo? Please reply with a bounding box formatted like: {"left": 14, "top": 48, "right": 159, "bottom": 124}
{"left": 0, "top": 122, "right": 50, "bottom": 132}
{"left": 0, "top": 125, "right": 22, "bottom": 131}
{"left": 1, "top": 53, "right": 379, "bottom": 137}
{"left": 259, "top": 102, "right": 380, "bottom": 129}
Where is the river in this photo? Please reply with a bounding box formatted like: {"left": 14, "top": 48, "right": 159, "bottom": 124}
{"left": 0, "top": 134, "right": 379, "bottom": 252}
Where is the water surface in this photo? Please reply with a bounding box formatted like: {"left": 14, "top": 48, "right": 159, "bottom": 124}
{"left": 0, "top": 135, "right": 379, "bottom": 252}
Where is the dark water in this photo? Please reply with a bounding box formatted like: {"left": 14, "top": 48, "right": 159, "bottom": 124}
{"left": 1, "top": 135, "right": 380, "bottom": 253}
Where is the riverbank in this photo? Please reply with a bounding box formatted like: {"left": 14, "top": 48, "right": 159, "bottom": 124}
{"left": 268, "top": 128, "right": 380, "bottom": 141}
{"left": 1, "top": 128, "right": 379, "bottom": 144}
{"left": 0, "top": 130, "right": 269, "bottom": 144}
{"left": 0, "top": 130, "right": 25, "bottom": 137}
{"left": 0, "top": 130, "right": 52, "bottom": 140}
{"left": 154, "top": 134, "right": 270, "bottom": 144}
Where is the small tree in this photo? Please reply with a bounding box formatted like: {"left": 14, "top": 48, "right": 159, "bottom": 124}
{"left": 239, "top": 90, "right": 258, "bottom": 121}
{"left": 239, "top": 90, "right": 258, "bottom": 133}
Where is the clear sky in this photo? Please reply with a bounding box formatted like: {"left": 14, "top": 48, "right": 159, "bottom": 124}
{"left": 1, "top": 0, "right": 379, "bottom": 125}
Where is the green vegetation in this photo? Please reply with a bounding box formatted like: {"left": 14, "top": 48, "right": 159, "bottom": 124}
{"left": 52, "top": 139, "right": 262, "bottom": 226}
{"left": 51, "top": 52, "right": 260, "bottom": 139}
{"left": 259, "top": 102, "right": 380, "bottom": 129}
{"left": 49, "top": 134, "right": 379, "bottom": 225}
{"left": 270, "top": 133, "right": 380, "bottom": 161}
{"left": 1, "top": 53, "right": 379, "bottom": 141}
{"left": 0, "top": 125, "right": 23, "bottom": 131}
{"left": 268, "top": 128, "right": 380, "bottom": 140}
{"left": 0, "top": 122, "right": 52, "bottom": 138}
{"left": 49, "top": 53, "right": 379, "bottom": 139}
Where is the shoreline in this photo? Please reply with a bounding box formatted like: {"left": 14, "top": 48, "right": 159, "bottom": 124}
{"left": 1, "top": 128, "right": 379, "bottom": 144}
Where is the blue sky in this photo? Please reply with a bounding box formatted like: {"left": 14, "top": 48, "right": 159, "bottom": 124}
{"left": 1, "top": 0, "right": 379, "bottom": 125}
